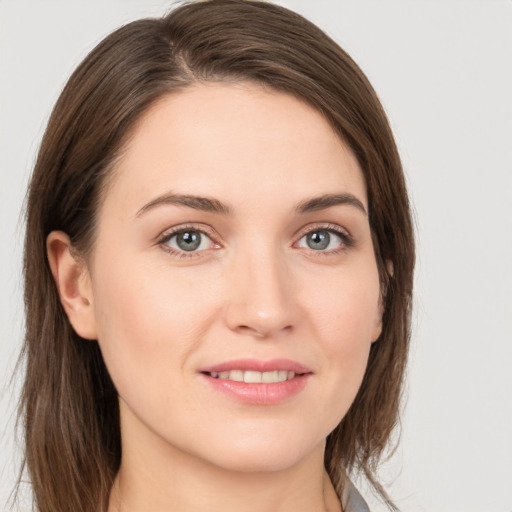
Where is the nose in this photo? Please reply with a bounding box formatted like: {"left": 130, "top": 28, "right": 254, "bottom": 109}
{"left": 223, "top": 245, "right": 297, "bottom": 339}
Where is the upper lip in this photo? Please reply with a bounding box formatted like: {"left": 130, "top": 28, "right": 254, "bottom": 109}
{"left": 200, "top": 358, "right": 312, "bottom": 374}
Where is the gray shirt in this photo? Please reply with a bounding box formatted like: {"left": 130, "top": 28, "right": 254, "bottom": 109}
{"left": 341, "top": 478, "right": 371, "bottom": 512}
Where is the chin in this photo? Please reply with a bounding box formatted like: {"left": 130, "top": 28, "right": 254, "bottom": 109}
{"left": 192, "top": 430, "right": 325, "bottom": 474}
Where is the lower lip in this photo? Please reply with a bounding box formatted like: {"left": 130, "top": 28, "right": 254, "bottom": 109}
{"left": 201, "top": 374, "right": 311, "bottom": 405}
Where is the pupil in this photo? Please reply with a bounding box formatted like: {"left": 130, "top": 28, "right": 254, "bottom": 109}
{"left": 177, "top": 231, "right": 201, "bottom": 251}
{"left": 307, "top": 231, "right": 330, "bottom": 250}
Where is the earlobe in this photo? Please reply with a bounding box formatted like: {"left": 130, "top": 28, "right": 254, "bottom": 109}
{"left": 47, "top": 231, "right": 97, "bottom": 340}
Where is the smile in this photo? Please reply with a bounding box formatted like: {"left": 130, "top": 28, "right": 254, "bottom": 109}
{"left": 200, "top": 359, "right": 312, "bottom": 405}
{"left": 207, "top": 370, "right": 297, "bottom": 383}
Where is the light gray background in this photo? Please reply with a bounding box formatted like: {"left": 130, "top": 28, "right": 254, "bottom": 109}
{"left": 1, "top": 1, "right": 511, "bottom": 511}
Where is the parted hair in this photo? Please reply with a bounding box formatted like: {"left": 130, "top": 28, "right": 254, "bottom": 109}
{"left": 19, "top": 1, "right": 414, "bottom": 511}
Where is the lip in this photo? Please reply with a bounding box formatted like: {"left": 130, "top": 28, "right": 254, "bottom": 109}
{"left": 199, "top": 359, "right": 312, "bottom": 405}
{"left": 200, "top": 358, "right": 312, "bottom": 374}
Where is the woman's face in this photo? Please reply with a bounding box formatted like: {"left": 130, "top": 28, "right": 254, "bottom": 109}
{"left": 84, "top": 82, "right": 382, "bottom": 473}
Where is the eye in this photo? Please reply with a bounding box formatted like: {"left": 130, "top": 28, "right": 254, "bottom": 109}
{"left": 161, "top": 228, "right": 214, "bottom": 254}
{"left": 296, "top": 227, "right": 349, "bottom": 252}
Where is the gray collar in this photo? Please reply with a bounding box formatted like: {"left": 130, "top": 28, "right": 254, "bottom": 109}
{"left": 341, "top": 478, "right": 371, "bottom": 512}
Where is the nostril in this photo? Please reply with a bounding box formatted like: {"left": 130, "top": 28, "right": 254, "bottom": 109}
{"left": 238, "top": 324, "right": 268, "bottom": 337}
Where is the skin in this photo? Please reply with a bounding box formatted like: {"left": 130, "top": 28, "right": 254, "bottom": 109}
{"left": 48, "top": 82, "right": 383, "bottom": 512}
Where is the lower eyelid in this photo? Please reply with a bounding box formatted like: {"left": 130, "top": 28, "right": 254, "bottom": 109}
{"left": 157, "top": 224, "right": 353, "bottom": 256}
{"left": 298, "top": 232, "right": 341, "bottom": 247}
{"left": 157, "top": 225, "right": 223, "bottom": 260}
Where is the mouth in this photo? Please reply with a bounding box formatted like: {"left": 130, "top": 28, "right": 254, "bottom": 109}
{"left": 199, "top": 359, "right": 312, "bottom": 405}
{"left": 204, "top": 369, "right": 300, "bottom": 383}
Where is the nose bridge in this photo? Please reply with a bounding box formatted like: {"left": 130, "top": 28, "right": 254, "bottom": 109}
{"left": 225, "top": 237, "right": 295, "bottom": 337}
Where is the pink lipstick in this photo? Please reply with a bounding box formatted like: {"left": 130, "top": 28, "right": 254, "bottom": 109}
{"left": 200, "top": 359, "right": 312, "bottom": 405}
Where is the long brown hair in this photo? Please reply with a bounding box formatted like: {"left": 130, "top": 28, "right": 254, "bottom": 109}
{"left": 19, "top": 1, "right": 414, "bottom": 511}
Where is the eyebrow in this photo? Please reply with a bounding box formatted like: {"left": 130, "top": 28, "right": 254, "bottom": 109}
{"left": 296, "top": 193, "right": 367, "bottom": 216}
{"left": 135, "top": 191, "right": 367, "bottom": 218}
{"left": 136, "top": 193, "right": 232, "bottom": 217}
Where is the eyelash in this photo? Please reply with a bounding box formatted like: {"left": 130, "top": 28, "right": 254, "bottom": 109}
{"left": 294, "top": 223, "right": 355, "bottom": 256}
{"left": 157, "top": 224, "right": 219, "bottom": 260}
{"left": 157, "top": 223, "right": 354, "bottom": 259}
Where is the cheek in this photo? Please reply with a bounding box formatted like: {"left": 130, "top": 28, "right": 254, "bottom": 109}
{"left": 305, "top": 260, "right": 381, "bottom": 347}
{"left": 89, "top": 261, "right": 217, "bottom": 401}
{"left": 301, "top": 263, "right": 380, "bottom": 421}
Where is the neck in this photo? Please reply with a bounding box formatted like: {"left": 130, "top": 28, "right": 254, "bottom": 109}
{"left": 108, "top": 407, "right": 341, "bottom": 512}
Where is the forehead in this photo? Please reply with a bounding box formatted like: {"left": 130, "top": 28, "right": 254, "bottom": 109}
{"left": 103, "top": 82, "right": 367, "bottom": 215}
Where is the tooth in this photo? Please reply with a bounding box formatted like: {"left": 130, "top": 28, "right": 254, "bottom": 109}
{"left": 262, "top": 370, "right": 278, "bottom": 383}
{"left": 244, "top": 371, "right": 262, "bottom": 383}
{"left": 214, "top": 369, "right": 295, "bottom": 383}
{"left": 229, "top": 370, "right": 244, "bottom": 382}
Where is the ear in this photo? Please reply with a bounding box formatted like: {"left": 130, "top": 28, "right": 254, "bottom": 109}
{"left": 47, "top": 231, "right": 97, "bottom": 340}
{"left": 371, "top": 260, "right": 394, "bottom": 343}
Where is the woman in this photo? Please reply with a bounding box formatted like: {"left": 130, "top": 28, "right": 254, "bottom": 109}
{"left": 19, "top": 1, "right": 414, "bottom": 511}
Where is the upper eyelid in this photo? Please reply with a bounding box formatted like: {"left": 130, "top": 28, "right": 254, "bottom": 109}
{"left": 158, "top": 221, "right": 348, "bottom": 236}
{"left": 155, "top": 222, "right": 352, "bottom": 249}
{"left": 293, "top": 223, "right": 355, "bottom": 253}
{"left": 157, "top": 223, "right": 218, "bottom": 243}
{"left": 157, "top": 225, "right": 220, "bottom": 259}
{"left": 294, "top": 222, "right": 351, "bottom": 239}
